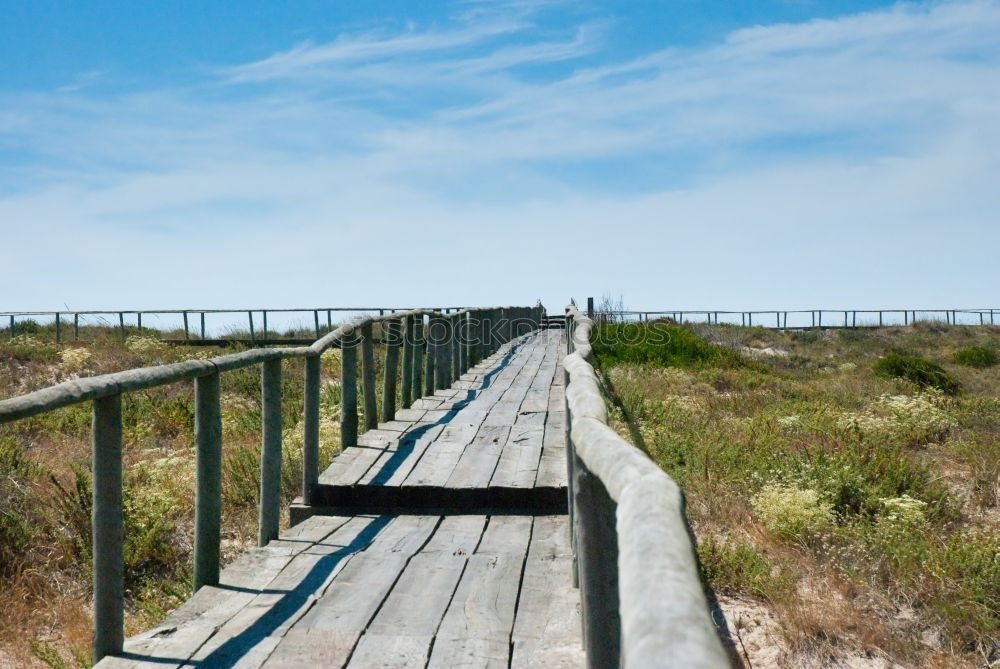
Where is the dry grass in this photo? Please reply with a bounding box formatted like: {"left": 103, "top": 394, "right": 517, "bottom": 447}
{"left": 597, "top": 321, "right": 999, "bottom": 669}
{"left": 0, "top": 325, "right": 347, "bottom": 667}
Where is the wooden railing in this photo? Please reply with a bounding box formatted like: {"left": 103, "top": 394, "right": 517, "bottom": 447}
{"left": 587, "top": 304, "right": 998, "bottom": 329}
{"left": 2, "top": 305, "right": 467, "bottom": 344}
{"left": 563, "top": 302, "right": 728, "bottom": 668}
{"left": 0, "top": 304, "right": 543, "bottom": 665}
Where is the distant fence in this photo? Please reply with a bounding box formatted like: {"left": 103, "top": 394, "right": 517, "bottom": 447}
{"left": 583, "top": 301, "right": 998, "bottom": 329}
{"left": 0, "top": 304, "right": 543, "bottom": 664}
{"left": 562, "top": 301, "right": 727, "bottom": 668}
{"left": 0, "top": 306, "right": 467, "bottom": 344}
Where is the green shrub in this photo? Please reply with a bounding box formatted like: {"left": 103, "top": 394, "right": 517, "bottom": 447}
{"left": 11, "top": 318, "right": 42, "bottom": 336}
{"left": 873, "top": 352, "right": 959, "bottom": 395}
{"left": 592, "top": 322, "right": 751, "bottom": 369}
{"left": 954, "top": 346, "right": 998, "bottom": 368}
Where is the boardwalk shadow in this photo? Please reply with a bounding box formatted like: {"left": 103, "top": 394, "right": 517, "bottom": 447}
{"left": 180, "top": 514, "right": 392, "bottom": 667}
{"left": 365, "top": 339, "right": 524, "bottom": 485}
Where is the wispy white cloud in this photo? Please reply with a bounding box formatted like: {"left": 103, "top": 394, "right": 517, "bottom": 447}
{"left": 223, "top": 16, "right": 530, "bottom": 82}
{"left": 2, "top": 1, "right": 999, "bottom": 309}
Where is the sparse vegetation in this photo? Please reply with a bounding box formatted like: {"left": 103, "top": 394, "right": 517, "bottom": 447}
{"left": 598, "top": 320, "right": 1000, "bottom": 668}
{"left": 0, "top": 323, "right": 350, "bottom": 666}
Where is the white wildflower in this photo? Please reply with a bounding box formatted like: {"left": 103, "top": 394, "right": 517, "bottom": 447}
{"left": 751, "top": 483, "right": 833, "bottom": 539}
{"left": 59, "top": 347, "right": 92, "bottom": 372}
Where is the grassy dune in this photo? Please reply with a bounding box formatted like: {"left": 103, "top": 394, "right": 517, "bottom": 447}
{"left": 595, "top": 321, "right": 998, "bottom": 668}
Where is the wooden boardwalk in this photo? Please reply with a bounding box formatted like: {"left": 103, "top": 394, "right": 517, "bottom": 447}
{"left": 98, "top": 330, "right": 584, "bottom": 668}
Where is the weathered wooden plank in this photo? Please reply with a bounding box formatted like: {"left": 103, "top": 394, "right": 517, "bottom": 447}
{"left": 356, "top": 430, "right": 396, "bottom": 447}
{"left": 511, "top": 516, "right": 584, "bottom": 669}
{"left": 375, "top": 420, "right": 416, "bottom": 433}
{"left": 183, "top": 515, "right": 386, "bottom": 668}
{"left": 535, "top": 388, "right": 568, "bottom": 488}
{"left": 392, "top": 408, "right": 426, "bottom": 422}
{"left": 427, "top": 517, "right": 532, "bottom": 668}
{"left": 345, "top": 516, "right": 486, "bottom": 668}
{"left": 490, "top": 411, "right": 545, "bottom": 489}
{"left": 320, "top": 446, "right": 385, "bottom": 486}
{"left": 402, "top": 440, "right": 468, "bottom": 488}
{"left": 97, "top": 516, "right": 354, "bottom": 668}
{"left": 355, "top": 423, "right": 445, "bottom": 487}
{"left": 263, "top": 515, "right": 440, "bottom": 668}
{"left": 444, "top": 426, "right": 510, "bottom": 489}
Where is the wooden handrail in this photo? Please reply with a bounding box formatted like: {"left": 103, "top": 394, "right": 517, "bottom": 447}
{"left": 0, "top": 303, "right": 545, "bottom": 665}
{"left": 563, "top": 302, "right": 728, "bottom": 668}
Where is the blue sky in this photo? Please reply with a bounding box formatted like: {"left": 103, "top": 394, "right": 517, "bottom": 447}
{"left": 2, "top": 0, "right": 998, "bottom": 314}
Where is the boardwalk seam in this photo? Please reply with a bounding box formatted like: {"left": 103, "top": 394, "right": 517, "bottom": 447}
{"left": 507, "top": 515, "right": 536, "bottom": 669}
{"left": 339, "top": 515, "right": 446, "bottom": 667}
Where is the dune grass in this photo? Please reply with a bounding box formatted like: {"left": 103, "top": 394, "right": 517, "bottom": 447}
{"left": 596, "top": 320, "right": 999, "bottom": 668}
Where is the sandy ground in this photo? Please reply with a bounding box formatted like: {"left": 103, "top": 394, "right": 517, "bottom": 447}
{"left": 717, "top": 596, "right": 908, "bottom": 669}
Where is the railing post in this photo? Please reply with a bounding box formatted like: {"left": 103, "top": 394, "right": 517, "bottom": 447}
{"left": 248, "top": 311, "right": 256, "bottom": 343}
{"left": 433, "top": 314, "right": 450, "bottom": 391}
{"left": 183, "top": 311, "right": 190, "bottom": 341}
{"left": 55, "top": 313, "right": 61, "bottom": 344}
{"left": 573, "top": 455, "right": 621, "bottom": 668}
{"left": 194, "top": 371, "right": 222, "bottom": 590}
{"left": 119, "top": 312, "right": 126, "bottom": 341}
{"left": 314, "top": 310, "right": 321, "bottom": 339}
{"left": 413, "top": 315, "right": 425, "bottom": 399}
{"left": 201, "top": 312, "right": 206, "bottom": 339}
{"left": 74, "top": 313, "right": 80, "bottom": 340}
{"left": 361, "top": 322, "right": 378, "bottom": 430}
{"left": 463, "top": 312, "right": 473, "bottom": 373}
{"left": 259, "top": 358, "right": 282, "bottom": 546}
{"left": 382, "top": 318, "right": 401, "bottom": 422}
{"left": 401, "top": 316, "right": 414, "bottom": 408}
{"left": 482, "top": 310, "right": 492, "bottom": 356}
{"left": 424, "top": 315, "right": 436, "bottom": 395}
{"left": 263, "top": 311, "right": 269, "bottom": 338}
{"left": 92, "top": 393, "right": 124, "bottom": 664}
{"left": 302, "top": 355, "right": 320, "bottom": 506}
{"left": 8, "top": 315, "right": 13, "bottom": 339}
{"left": 341, "top": 329, "right": 359, "bottom": 448}
{"left": 451, "top": 314, "right": 461, "bottom": 384}
{"left": 586, "top": 297, "right": 594, "bottom": 320}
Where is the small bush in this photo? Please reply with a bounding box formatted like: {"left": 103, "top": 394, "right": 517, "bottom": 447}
{"left": 58, "top": 347, "right": 92, "bottom": 373}
{"left": 698, "top": 537, "right": 792, "bottom": 600}
{"left": 11, "top": 318, "right": 42, "bottom": 336}
{"left": 954, "top": 346, "right": 998, "bottom": 368}
{"left": 872, "top": 352, "right": 959, "bottom": 395}
{"left": 592, "top": 322, "right": 752, "bottom": 370}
